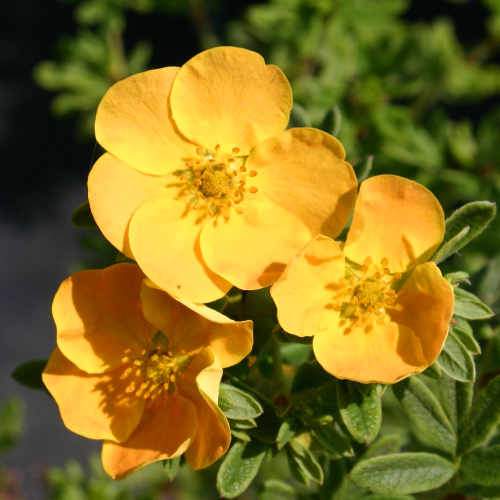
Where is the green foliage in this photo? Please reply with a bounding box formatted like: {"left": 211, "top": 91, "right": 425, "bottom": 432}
{"left": 218, "top": 383, "right": 264, "bottom": 420}
{"left": 436, "top": 329, "right": 476, "bottom": 382}
{"left": 350, "top": 452, "right": 456, "bottom": 495}
{"left": 286, "top": 438, "right": 324, "bottom": 486}
{"left": 0, "top": 399, "right": 24, "bottom": 453}
{"left": 216, "top": 441, "right": 268, "bottom": 498}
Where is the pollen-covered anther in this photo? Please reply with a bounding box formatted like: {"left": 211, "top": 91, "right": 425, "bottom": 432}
{"left": 326, "top": 257, "right": 401, "bottom": 334}
{"left": 120, "top": 334, "right": 193, "bottom": 404}
{"left": 170, "top": 144, "right": 257, "bottom": 222}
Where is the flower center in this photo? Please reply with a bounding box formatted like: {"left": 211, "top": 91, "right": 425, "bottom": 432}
{"left": 120, "top": 332, "right": 192, "bottom": 403}
{"left": 169, "top": 145, "right": 258, "bottom": 222}
{"left": 326, "top": 257, "right": 401, "bottom": 334}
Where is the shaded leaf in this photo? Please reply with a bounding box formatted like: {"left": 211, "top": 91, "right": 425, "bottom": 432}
{"left": 216, "top": 441, "right": 267, "bottom": 498}
{"left": 436, "top": 330, "right": 476, "bottom": 382}
{"left": 286, "top": 439, "right": 324, "bottom": 486}
{"left": 71, "top": 201, "right": 96, "bottom": 228}
{"left": 337, "top": 382, "right": 382, "bottom": 444}
{"left": 11, "top": 359, "right": 47, "bottom": 390}
{"left": 219, "top": 384, "right": 263, "bottom": 420}
{"left": 461, "top": 445, "right": 500, "bottom": 486}
{"left": 454, "top": 287, "right": 494, "bottom": 320}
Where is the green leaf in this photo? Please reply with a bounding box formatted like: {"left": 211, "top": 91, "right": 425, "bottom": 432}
{"left": 452, "top": 319, "right": 481, "bottom": 355}
{"left": 162, "top": 456, "right": 180, "bottom": 482}
{"left": 231, "top": 418, "right": 257, "bottom": 430}
{"left": 71, "top": 201, "right": 96, "bottom": 228}
{"left": 260, "top": 479, "right": 296, "bottom": 499}
{"left": 460, "top": 375, "right": 500, "bottom": 453}
{"left": 286, "top": 439, "right": 324, "bottom": 486}
{"left": 290, "top": 104, "right": 312, "bottom": 127}
{"left": 350, "top": 452, "right": 456, "bottom": 495}
{"left": 355, "top": 155, "right": 374, "bottom": 182}
{"left": 461, "top": 445, "right": 500, "bottom": 486}
{"left": 445, "top": 271, "right": 470, "bottom": 286}
{"left": 436, "top": 330, "right": 476, "bottom": 382}
{"left": 319, "top": 106, "right": 342, "bottom": 135}
{"left": 11, "top": 359, "right": 47, "bottom": 390}
{"left": 364, "top": 434, "right": 406, "bottom": 459}
{"left": 454, "top": 287, "right": 494, "bottom": 320}
{"left": 0, "top": 399, "right": 24, "bottom": 452}
{"left": 276, "top": 419, "right": 298, "bottom": 450}
{"left": 216, "top": 441, "right": 267, "bottom": 498}
{"left": 312, "top": 422, "right": 354, "bottom": 459}
{"left": 433, "top": 201, "right": 496, "bottom": 264}
{"left": 393, "top": 377, "right": 456, "bottom": 454}
{"left": 336, "top": 382, "right": 382, "bottom": 444}
{"left": 219, "top": 384, "right": 263, "bottom": 420}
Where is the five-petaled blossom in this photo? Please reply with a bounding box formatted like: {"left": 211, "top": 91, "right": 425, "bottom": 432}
{"left": 88, "top": 45, "right": 357, "bottom": 303}
{"left": 271, "top": 175, "right": 454, "bottom": 384}
{"left": 42, "top": 263, "right": 253, "bottom": 479}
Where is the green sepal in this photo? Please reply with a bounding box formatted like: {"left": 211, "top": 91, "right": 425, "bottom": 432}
{"left": 11, "top": 359, "right": 47, "bottom": 390}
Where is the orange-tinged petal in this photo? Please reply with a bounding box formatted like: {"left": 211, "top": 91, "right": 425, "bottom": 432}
{"left": 344, "top": 175, "right": 445, "bottom": 273}
{"left": 390, "top": 262, "right": 454, "bottom": 365}
{"left": 128, "top": 193, "right": 231, "bottom": 303}
{"left": 88, "top": 153, "right": 166, "bottom": 257}
{"left": 140, "top": 283, "right": 253, "bottom": 368}
{"left": 101, "top": 393, "right": 197, "bottom": 479}
{"left": 95, "top": 67, "right": 195, "bottom": 175}
{"left": 182, "top": 357, "right": 230, "bottom": 469}
{"left": 42, "top": 348, "right": 144, "bottom": 442}
{"left": 312, "top": 316, "right": 427, "bottom": 384}
{"left": 200, "top": 195, "right": 312, "bottom": 290}
{"left": 53, "top": 264, "right": 154, "bottom": 373}
{"left": 271, "top": 235, "right": 345, "bottom": 337}
{"left": 249, "top": 128, "right": 357, "bottom": 237}
{"left": 170, "top": 46, "right": 292, "bottom": 154}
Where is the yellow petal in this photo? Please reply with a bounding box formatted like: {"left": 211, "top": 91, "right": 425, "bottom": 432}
{"left": 128, "top": 193, "right": 231, "bottom": 303}
{"left": 88, "top": 153, "right": 166, "bottom": 257}
{"left": 170, "top": 46, "right": 292, "bottom": 154}
{"left": 42, "top": 348, "right": 144, "bottom": 442}
{"left": 95, "top": 67, "right": 194, "bottom": 175}
{"left": 53, "top": 264, "right": 154, "bottom": 373}
{"left": 344, "top": 175, "right": 445, "bottom": 273}
{"left": 182, "top": 357, "right": 230, "bottom": 470}
{"left": 271, "top": 235, "right": 345, "bottom": 337}
{"left": 140, "top": 283, "right": 253, "bottom": 368}
{"left": 312, "top": 317, "right": 427, "bottom": 384}
{"left": 101, "top": 393, "right": 197, "bottom": 479}
{"left": 390, "top": 262, "right": 454, "bottom": 365}
{"left": 248, "top": 128, "right": 357, "bottom": 237}
{"left": 200, "top": 195, "right": 312, "bottom": 290}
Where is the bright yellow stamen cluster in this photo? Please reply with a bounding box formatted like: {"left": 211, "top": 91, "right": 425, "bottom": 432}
{"left": 120, "top": 333, "right": 192, "bottom": 403}
{"left": 170, "top": 145, "right": 259, "bottom": 222}
{"left": 326, "top": 257, "right": 401, "bottom": 334}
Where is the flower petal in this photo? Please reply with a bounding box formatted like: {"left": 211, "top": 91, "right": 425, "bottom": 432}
{"left": 182, "top": 355, "right": 230, "bottom": 470}
{"left": 101, "top": 393, "right": 197, "bottom": 479}
{"left": 88, "top": 153, "right": 166, "bottom": 257}
{"left": 42, "top": 348, "right": 144, "bottom": 442}
{"left": 170, "top": 46, "right": 292, "bottom": 154}
{"left": 128, "top": 193, "right": 231, "bottom": 303}
{"left": 312, "top": 317, "right": 427, "bottom": 384}
{"left": 389, "top": 262, "right": 454, "bottom": 365}
{"left": 271, "top": 235, "right": 345, "bottom": 337}
{"left": 53, "top": 264, "right": 154, "bottom": 373}
{"left": 140, "top": 283, "right": 253, "bottom": 368}
{"left": 248, "top": 128, "right": 357, "bottom": 237}
{"left": 95, "top": 67, "right": 194, "bottom": 175}
{"left": 344, "top": 175, "right": 445, "bottom": 273}
{"left": 200, "top": 195, "right": 312, "bottom": 290}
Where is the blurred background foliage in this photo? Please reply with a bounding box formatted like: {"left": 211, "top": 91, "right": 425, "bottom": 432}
{"left": 5, "top": 0, "right": 499, "bottom": 497}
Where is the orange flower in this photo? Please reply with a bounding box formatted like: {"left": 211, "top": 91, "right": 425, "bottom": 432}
{"left": 88, "top": 46, "right": 357, "bottom": 303}
{"left": 271, "top": 175, "right": 454, "bottom": 384}
{"left": 42, "top": 263, "right": 253, "bottom": 479}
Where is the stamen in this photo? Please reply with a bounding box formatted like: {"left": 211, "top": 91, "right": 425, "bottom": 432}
{"left": 169, "top": 145, "right": 257, "bottom": 223}
{"left": 326, "top": 257, "right": 401, "bottom": 334}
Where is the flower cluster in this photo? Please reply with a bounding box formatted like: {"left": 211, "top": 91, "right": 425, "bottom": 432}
{"left": 44, "top": 46, "right": 453, "bottom": 478}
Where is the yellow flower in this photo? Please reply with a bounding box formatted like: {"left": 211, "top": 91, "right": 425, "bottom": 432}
{"left": 88, "top": 46, "right": 357, "bottom": 303}
{"left": 42, "top": 263, "right": 253, "bottom": 479}
{"left": 271, "top": 175, "right": 454, "bottom": 384}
